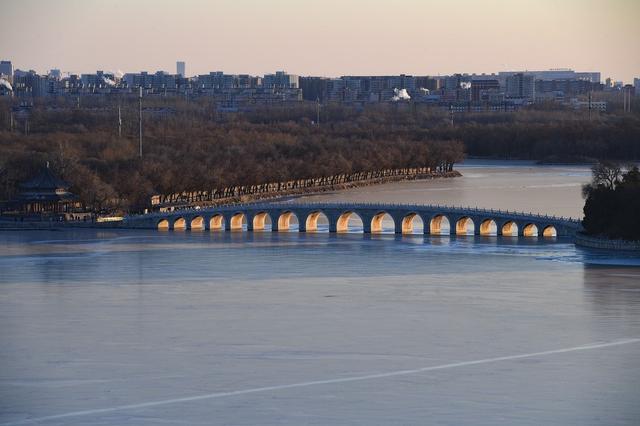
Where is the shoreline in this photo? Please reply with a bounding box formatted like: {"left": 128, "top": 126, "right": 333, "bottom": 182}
{"left": 155, "top": 170, "right": 462, "bottom": 211}
{"left": 0, "top": 171, "right": 462, "bottom": 230}
{"left": 575, "top": 232, "right": 640, "bottom": 252}
{"left": 463, "top": 156, "right": 597, "bottom": 166}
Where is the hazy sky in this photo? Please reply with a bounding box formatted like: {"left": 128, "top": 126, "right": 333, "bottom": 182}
{"left": 2, "top": 0, "right": 639, "bottom": 81}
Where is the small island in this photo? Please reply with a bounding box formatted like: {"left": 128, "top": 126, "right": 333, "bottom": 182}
{"left": 578, "top": 162, "right": 640, "bottom": 250}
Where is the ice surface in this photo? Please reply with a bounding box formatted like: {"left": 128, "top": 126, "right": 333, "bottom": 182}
{"left": 1, "top": 162, "right": 639, "bottom": 425}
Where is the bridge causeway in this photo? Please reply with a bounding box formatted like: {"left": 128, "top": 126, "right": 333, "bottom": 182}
{"left": 124, "top": 202, "right": 581, "bottom": 237}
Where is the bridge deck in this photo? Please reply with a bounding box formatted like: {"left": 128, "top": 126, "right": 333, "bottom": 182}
{"left": 125, "top": 202, "right": 581, "bottom": 237}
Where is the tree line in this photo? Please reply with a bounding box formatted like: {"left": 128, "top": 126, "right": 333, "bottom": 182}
{"left": 0, "top": 100, "right": 464, "bottom": 212}
{"left": 153, "top": 167, "right": 448, "bottom": 207}
{"left": 1, "top": 98, "right": 638, "bottom": 213}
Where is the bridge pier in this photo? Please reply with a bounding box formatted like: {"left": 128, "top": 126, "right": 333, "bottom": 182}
{"left": 420, "top": 214, "right": 431, "bottom": 235}
{"left": 362, "top": 217, "right": 372, "bottom": 234}
{"left": 222, "top": 214, "right": 232, "bottom": 231}
{"left": 394, "top": 220, "right": 403, "bottom": 234}
{"left": 328, "top": 213, "right": 338, "bottom": 233}
{"left": 473, "top": 217, "right": 482, "bottom": 236}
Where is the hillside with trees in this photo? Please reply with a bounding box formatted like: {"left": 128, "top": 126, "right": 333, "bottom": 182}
{"left": 0, "top": 99, "right": 464, "bottom": 212}
{"left": 1, "top": 98, "right": 638, "bottom": 213}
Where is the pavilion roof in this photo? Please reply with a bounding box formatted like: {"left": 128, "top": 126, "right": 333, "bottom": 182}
{"left": 19, "top": 167, "right": 71, "bottom": 191}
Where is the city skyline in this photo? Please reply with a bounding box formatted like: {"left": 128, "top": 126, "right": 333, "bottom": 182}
{"left": 0, "top": 61, "right": 611, "bottom": 81}
{"left": 1, "top": 0, "right": 638, "bottom": 82}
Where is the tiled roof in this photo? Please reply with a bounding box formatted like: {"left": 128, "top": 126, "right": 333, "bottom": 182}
{"left": 19, "top": 167, "right": 71, "bottom": 190}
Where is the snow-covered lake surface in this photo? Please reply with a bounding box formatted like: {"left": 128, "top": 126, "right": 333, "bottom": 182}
{"left": 1, "top": 162, "right": 640, "bottom": 425}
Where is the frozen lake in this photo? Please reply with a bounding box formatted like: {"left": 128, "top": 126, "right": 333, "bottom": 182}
{"left": 295, "top": 160, "right": 593, "bottom": 218}
{"left": 1, "top": 162, "right": 640, "bottom": 425}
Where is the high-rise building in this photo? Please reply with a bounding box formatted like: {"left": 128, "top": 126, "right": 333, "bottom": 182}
{"left": 635, "top": 78, "right": 640, "bottom": 96}
{"left": 535, "top": 79, "right": 599, "bottom": 97}
{"left": 299, "top": 77, "right": 329, "bottom": 101}
{"left": 197, "top": 71, "right": 237, "bottom": 90}
{"left": 0, "top": 60, "right": 13, "bottom": 81}
{"left": 48, "top": 69, "right": 62, "bottom": 80}
{"left": 505, "top": 73, "right": 535, "bottom": 100}
{"left": 444, "top": 74, "right": 464, "bottom": 90}
{"left": 499, "top": 69, "right": 600, "bottom": 84}
{"left": 574, "top": 72, "right": 601, "bottom": 83}
{"left": 263, "top": 71, "right": 299, "bottom": 89}
{"left": 12, "top": 70, "right": 49, "bottom": 97}
{"left": 415, "top": 77, "right": 439, "bottom": 91}
{"left": 471, "top": 79, "right": 500, "bottom": 102}
{"left": 176, "top": 61, "right": 186, "bottom": 78}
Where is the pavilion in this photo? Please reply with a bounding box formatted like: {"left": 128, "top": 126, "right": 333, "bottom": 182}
{"left": 5, "top": 165, "right": 84, "bottom": 219}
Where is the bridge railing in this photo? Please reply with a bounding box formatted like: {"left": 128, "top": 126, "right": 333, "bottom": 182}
{"left": 127, "top": 201, "right": 581, "bottom": 225}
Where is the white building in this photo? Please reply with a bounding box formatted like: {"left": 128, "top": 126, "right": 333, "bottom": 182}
{"left": 574, "top": 72, "right": 601, "bottom": 83}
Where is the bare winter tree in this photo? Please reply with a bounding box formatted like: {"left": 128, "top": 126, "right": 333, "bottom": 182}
{"left": 591, "top": 161, "right": 622, "bottom": 189}
{"left": 582, "top": 161, "right": 623, "bottom": 198}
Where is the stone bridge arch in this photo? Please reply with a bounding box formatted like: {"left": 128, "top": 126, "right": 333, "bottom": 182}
{"left": 209, "top": 214, "right": 225, "bottom": 231}
{"left": 371, "top": 211, "right": 394, "bottom": 233}
{"left": 455, "top": 216, "right": 475, "bottom": 236}
{"left": 190, "top": 216, "right": 205, "bottom": 231}
{"left": 250, "top": 211, "right": 272, "bottom": 231}
{"left": 429, "top": 214, "right": 451, "bottom": 235}
{"left": 501, "top": 220, "right": 518, "bottom": 237}
{"left": 173, "top": 217, "right": 187, "bottom": 231}
{"left": 275, "top": 211, "right": 299, "bottom": 232}
{"left": 400, "top": 212, "right": 424, "bottom": 234}
{"left": 336, "top": 211, "right": 363, "bottom": 233}
{"left": 522, "top": 223, "right": 538, "bottom": 237}
{"left": 303, "top": 210, "right": 329, "bottom": 232}
{"left": 542, "top": 225, "right": 557, "bottom": 238}
{"left": 479, "top": 218, "right": 498, "bottom": 236}
{"left": 227, "top": 212, "right": 246, "bottom": 231}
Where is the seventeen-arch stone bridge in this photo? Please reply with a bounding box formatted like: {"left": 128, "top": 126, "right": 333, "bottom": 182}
{"left": 124, "top": 202, "right": 581, "bottom": 237}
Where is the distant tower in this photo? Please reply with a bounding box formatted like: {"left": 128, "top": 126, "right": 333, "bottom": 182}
{"left": 177, "top": 61, "right": 186, "bottom": 78}
{"left": 139, "top": 87, "right": 143, "bottom": 158}
{"left": 0, "top": 60, "right": 12, "bottom": 81}
{"left": 623, "top": 86, "right": 632, "bottom": 113}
